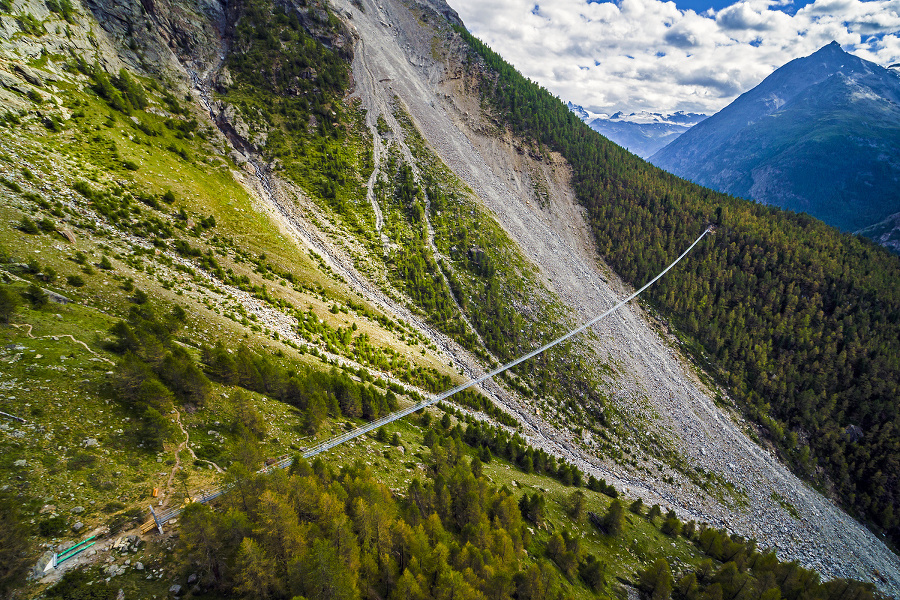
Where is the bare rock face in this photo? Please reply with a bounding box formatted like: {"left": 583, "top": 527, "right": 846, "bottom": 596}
{"left": 416, "top": 0, "right": 463, "bottom": 27}
{"left": 215, "top": 65, "right": 233, "bottom": 92}
{"left": 79, "top": 0, "right": 226, "bottom": 85}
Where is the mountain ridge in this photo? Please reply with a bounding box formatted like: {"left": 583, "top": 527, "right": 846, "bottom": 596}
{"left": 566, "top": 101, "right": 707, "bottom": 158}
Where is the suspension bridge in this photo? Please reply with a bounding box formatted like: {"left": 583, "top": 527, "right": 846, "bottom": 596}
{"left": 137, "top": 226, "right": 714, "bottom": 536}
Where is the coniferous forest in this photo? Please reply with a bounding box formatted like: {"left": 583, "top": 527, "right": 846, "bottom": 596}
{"left": 457, "top": 29, "right": 900, "bottom": 546}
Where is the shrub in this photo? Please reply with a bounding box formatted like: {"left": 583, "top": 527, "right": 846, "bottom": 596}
{"left": 66, "top": 274, "right": 85, "bottom": 287}
{"left": 22, "top": 283, "right": 48, "bottom": 308}
{"left": 0, "top": 287, "right": 20, "bottom": 323}
{"left": 579, "top": 555, "right": 606, "bottom": 591}
{"left": 38, "top": 515, "right": 68, "bottom": 537}
{"left": 102, "top": 501, "right": 126, "bottom": 514}
{"left": 46, "top": 0, "right": 76, "bottom": 23}
{"left": 72, "top": 180, "right": 95, "bottom": 200}
{"left": 18, "top": 216, "right": 39, "bottom": 234}
{"left": 43, "top": 115, "right": 63, "bottom": 131}
{"left": 599, "top": 499, "right": 624, "bottom": 536}
{"left": 0, "top": 177, "right": 22, "bottom": 192}
{"left": 46, "top": 568, "right": 116, "bottom": 599}
{"left": 66, "top": 452, "right": 97, "bottom": 470}
{"left": 112, "top": 69, "right": 147, "bottom": 110}
{"left": 91, "top": 64, "right": 130, "bottom": 114}
{"left": 630, "top": 498, "right": 644, "bottom": 515}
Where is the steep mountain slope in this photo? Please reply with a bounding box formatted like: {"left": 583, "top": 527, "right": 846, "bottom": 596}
{"left": 567, "top": 103, "right": 706, "bottom": 158}
{"left": 857, "top": 210, "right": 900, "bottom": 253}
{"left": 651, "top": 42, "right": 900, "bottom": 236}
{"left": 328, "top": 0, "right": 900, "bottom": 589}
{"left": 0, "top": 0, "right": 898, "bottom": 597}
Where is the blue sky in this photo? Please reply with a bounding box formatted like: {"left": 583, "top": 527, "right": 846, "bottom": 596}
{"left": 448, "top": 0, "right": 900, "bottom": 114}
{"left": 673, "top": 0, "right": 814, "bottom": 14}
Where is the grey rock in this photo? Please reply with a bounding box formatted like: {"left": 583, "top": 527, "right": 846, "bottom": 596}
{"left": 187, "top": 573, "right": 198, "bottom": 585}
{"left": 72, "top": 521, "right": 83, "bottom": 532}
{"left": 32, "top": 551, "right": 55, "bottom": 577}
{"left": 116, "top": 589, "right": 125, "bottom": 600}
{"left": 0, "top": 70, "right": 22, "bottom": 89}
{"left": 83, "top": 438, "right": 99, "bottom": 447}
{"left": 13, "top": 459, "right": 26, "bottom": 467}
{"left": 72, "top": 505, "right": 84, "bottom": 514}
{"left": 135, "top": 562, "right": 144, "bottom": 570}
{"left": 169, "top": 584, "right": 182, "bottom": 595}
{"left": 14, "top": 64, "right": 44, "bottom": 86}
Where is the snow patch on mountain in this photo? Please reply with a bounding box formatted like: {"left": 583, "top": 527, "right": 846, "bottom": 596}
{"left": 566, "top": 102, "right": 707, "bottom": 158}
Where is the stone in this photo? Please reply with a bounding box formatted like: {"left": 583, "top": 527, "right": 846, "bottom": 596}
{"left": 72, "top": 521, "right": 83, "bottom": 532}
{"left": 135, "top": 562, "right": 144, "bottom": 571}
{"left": 72, "top": 506, "right": 84, "bottom": 514}
{"left": 83, "top": 438, "right": 99, "bottom": 447}
{"left": 14, "top": 64, "right": 44, "bottom": 86}
{"left": 169, "top": 584, "right": 182, "bottom": 596}
{"left": 116, "top": 589, "right": 124, "bottom": 600}
{"left": 13, "top": 459, "right": 26, "bottom": 467}
{"left": 187, "top": 573, "right": 198, "bottom": 585}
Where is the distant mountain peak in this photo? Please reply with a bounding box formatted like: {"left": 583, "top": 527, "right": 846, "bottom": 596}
{"left": 564, "top": 104, "right": 707, "bottom": 158}
{"left": 651, "top": 43, "right": 900, "bottom": 243}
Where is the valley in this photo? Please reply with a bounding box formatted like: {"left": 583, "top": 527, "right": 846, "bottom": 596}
{"left": 0, "top": 0, "right": 898, "bottom": 598}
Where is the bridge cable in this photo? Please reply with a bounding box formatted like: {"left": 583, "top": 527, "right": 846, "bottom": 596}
{"left": 301, "top": 226, "right": 713, "bottom": 459}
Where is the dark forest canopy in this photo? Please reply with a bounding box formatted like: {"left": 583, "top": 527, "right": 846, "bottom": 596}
{"left": 454, "top": 27, "right": 900, "bottom": 545}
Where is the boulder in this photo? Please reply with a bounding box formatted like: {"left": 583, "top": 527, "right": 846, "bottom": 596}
{"left": 13, "top": 64, "right": 44, "bottom": 86}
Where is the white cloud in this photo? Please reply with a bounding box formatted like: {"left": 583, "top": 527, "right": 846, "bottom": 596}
{"left": 446, "top": 0, "right": 900, "bottom": 114}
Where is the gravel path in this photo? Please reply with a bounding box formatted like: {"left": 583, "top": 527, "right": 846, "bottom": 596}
{"left": 330, "top": 0, "right": 900, "bottom": 592}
